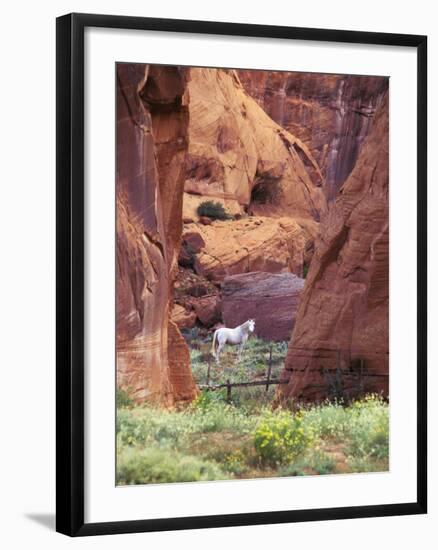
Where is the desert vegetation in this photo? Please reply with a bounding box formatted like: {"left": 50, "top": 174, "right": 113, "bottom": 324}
{"left": 117, "top": 337, "right": 388, "bottom": 485}
{"left": 187, "top": 333, "right": 287, "bottom": 407}
{"left": 197, "top": 200, "right": 233, "bottom": 221}
{"left": 117, "top": 391, "right": 388, "bottom": 485}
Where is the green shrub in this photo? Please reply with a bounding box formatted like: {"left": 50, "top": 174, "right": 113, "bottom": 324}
{"left": 117, "top": 446, "right": 227, "bottom": 485}
{"left": 277, "top": 464, "right": 306, "bottom": 476}
{"left": 197, "top": 201, "right": 232, "bottom": 220}
{"left": 117, "top": 387, "right": 134, "bottom": 408}
{"left": 278, "top": 449, "right": 335, "bottom": 477}
{"left": 117, "top": 399, "right": 255, "bottom": 452}
{"left": 222, "top": 450, "right": 248, "bottom": 475}
{"left": 305, "top": 449, "right": 336, "bottom": 475}
{"left": 117, "top": 407, "right": 193, "bottom": 448}
{"left": 116, "top": 393, "right": 389, "bottom": 483}
{"left": 302, "top": 394, "right": 389, "bottom": 460}
{"left": 346, "top": 456, "right": 387, "bottom": 473}
{"left": 253, "top": 410, "right": 313, "bottom": 466}
{"left": 346, "top": 395, "right": 389, "bottom": 459}
{"left": 192, "top": 389, "right": 227, "bottom": 410}
{"left": 188, "top": 400, "right": 255, "bottom": 434}
{"left": 302, "top": 400, "right": 349, "bottom": 440}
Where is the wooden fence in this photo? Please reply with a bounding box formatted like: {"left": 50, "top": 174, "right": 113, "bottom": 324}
{"left": 197, "top": 344, "right": 389, "bottom": 402}
{"left": 198, "top": 344, "right": 287, "bottom": 402}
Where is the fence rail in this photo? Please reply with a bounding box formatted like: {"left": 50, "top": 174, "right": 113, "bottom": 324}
{"left": 199, "top": 379, "right": 287, "bottom": 391}
{"left": 199, "top": 379, "right": 287, "bottom": 403}
{"left": 197, "top": 340, "right": 389, "bottom": 403}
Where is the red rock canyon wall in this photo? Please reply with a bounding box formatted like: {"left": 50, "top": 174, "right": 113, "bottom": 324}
{"left": 183, "top": 69, "right": 327, "bottom": 222}
{"left": 116, "top": 64, "right": 197, "bottom": 404}
{"left": 278, "top": 93, "right": 389, "bottom": 403}
{"left": 239, "top": 71, "right": 388, "bottom": 201}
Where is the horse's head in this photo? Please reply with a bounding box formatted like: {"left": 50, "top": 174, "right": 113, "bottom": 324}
{"left": 248, "top": 319, "right": 255, "bottom": 333}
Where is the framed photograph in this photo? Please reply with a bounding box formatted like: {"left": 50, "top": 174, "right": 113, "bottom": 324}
{"left": 56, "top": 13, "right": 427, "bottom": 536}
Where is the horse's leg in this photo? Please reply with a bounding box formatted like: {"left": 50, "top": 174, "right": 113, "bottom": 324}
{"left": 237, "top": 343, "right": 243, "bottom": 362}
{"left": 238, "top": 336, "right": 248, "bottom": 362}
{"left": 216, "top": 339, "right": 225, "bottom": 365}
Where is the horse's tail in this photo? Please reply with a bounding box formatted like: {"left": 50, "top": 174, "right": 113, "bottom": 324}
{"left": 211, "top": 330, "right": 218, "bottom": 356}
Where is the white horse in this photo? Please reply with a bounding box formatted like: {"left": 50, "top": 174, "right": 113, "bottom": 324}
{"left": 211, "top": 320, "right": 255, "bottom": 364}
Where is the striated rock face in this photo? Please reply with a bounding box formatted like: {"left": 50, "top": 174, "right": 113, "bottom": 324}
{"left": 183, "top": 216, "right": 317, "bottom": 283}
{"left": 182, "top": 69, "right": 327, "bottom": 221}
{"left": 116, "top": 64, "right": 197, "bottom": 404}
{"left": 238, "top": 71, "right": 388, "bottom": 201}
{"left": 278, "top": 94, "right": 389, "bottom": 403}
{"left": 222, "top": 272, "right": 305, "bottom": 341}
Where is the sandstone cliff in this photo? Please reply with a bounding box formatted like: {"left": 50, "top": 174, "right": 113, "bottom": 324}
{"left": 278, "top": 94, "right": 389, "bottom": 403}
{"left": 239, "top": 71, "right": 388, "bottom": 201}
{"left": 116, "top": 64, "right": 197, "bottom": 404}
{"left": 182, "top": 69, "right": 327, "bottom": 221}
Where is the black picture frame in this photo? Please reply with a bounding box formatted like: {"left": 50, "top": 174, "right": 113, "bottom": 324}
{"left": 56, "top": 12, "right": 427, "bottom": 537}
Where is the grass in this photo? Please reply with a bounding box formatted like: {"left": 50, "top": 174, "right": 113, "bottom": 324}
{"left": 116, "top": 335, "right": 388, "bottom": 485}
{"left": 116, "top": 392, "right": 389, "bottom": 485}
{"left": 118, "top": 446, "right": 228, "bottom": 485}
{"left": 301, "top": 395, "right": 389, "bottom": 460}
{"left": 188, "top": 334, "right": 288, "bottom": 410}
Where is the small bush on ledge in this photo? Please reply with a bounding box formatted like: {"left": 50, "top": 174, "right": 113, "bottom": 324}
{"left": 197, "top": 200, "right": 233, "bottom": 221}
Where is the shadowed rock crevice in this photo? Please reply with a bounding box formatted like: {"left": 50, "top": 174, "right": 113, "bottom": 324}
{"left": 249, "top": 169, "right": 282, "bottom": 207}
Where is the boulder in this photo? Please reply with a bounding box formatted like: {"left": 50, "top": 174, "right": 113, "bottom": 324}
{"left": 171, "top": 304, "right": 197, "bottom": 330}
{"left": 278, "top": 94, "right": 389, "bottom": 403}
{"left": 182, "top": 231, "right": 205, "bottom": 253}
{"left": 199, "top": 216, "right": 212, "bottom": 225}
{"left": 193, "top": 295, "right": 222, "bottom": 327}
{"left": 178, "top": 231, "right": 206, "bottom": 268}
{"left": 222, "top": 272, "right": 305, "bottom": 341}
{"left": 178, "top": 245, "right": 194, "bottom": 268}
{"left": 186, "top": 283, "right": 210, "bottom": 298}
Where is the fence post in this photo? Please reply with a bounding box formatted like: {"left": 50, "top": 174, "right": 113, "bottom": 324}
{"left": 226, "top": 379, "right": 232, "bottom": 403}
{"left": 206, "top": 358, "right": 211, "bottom": 387}
{"left": 266, "top": 345, "right": 273, "bottom": 392}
